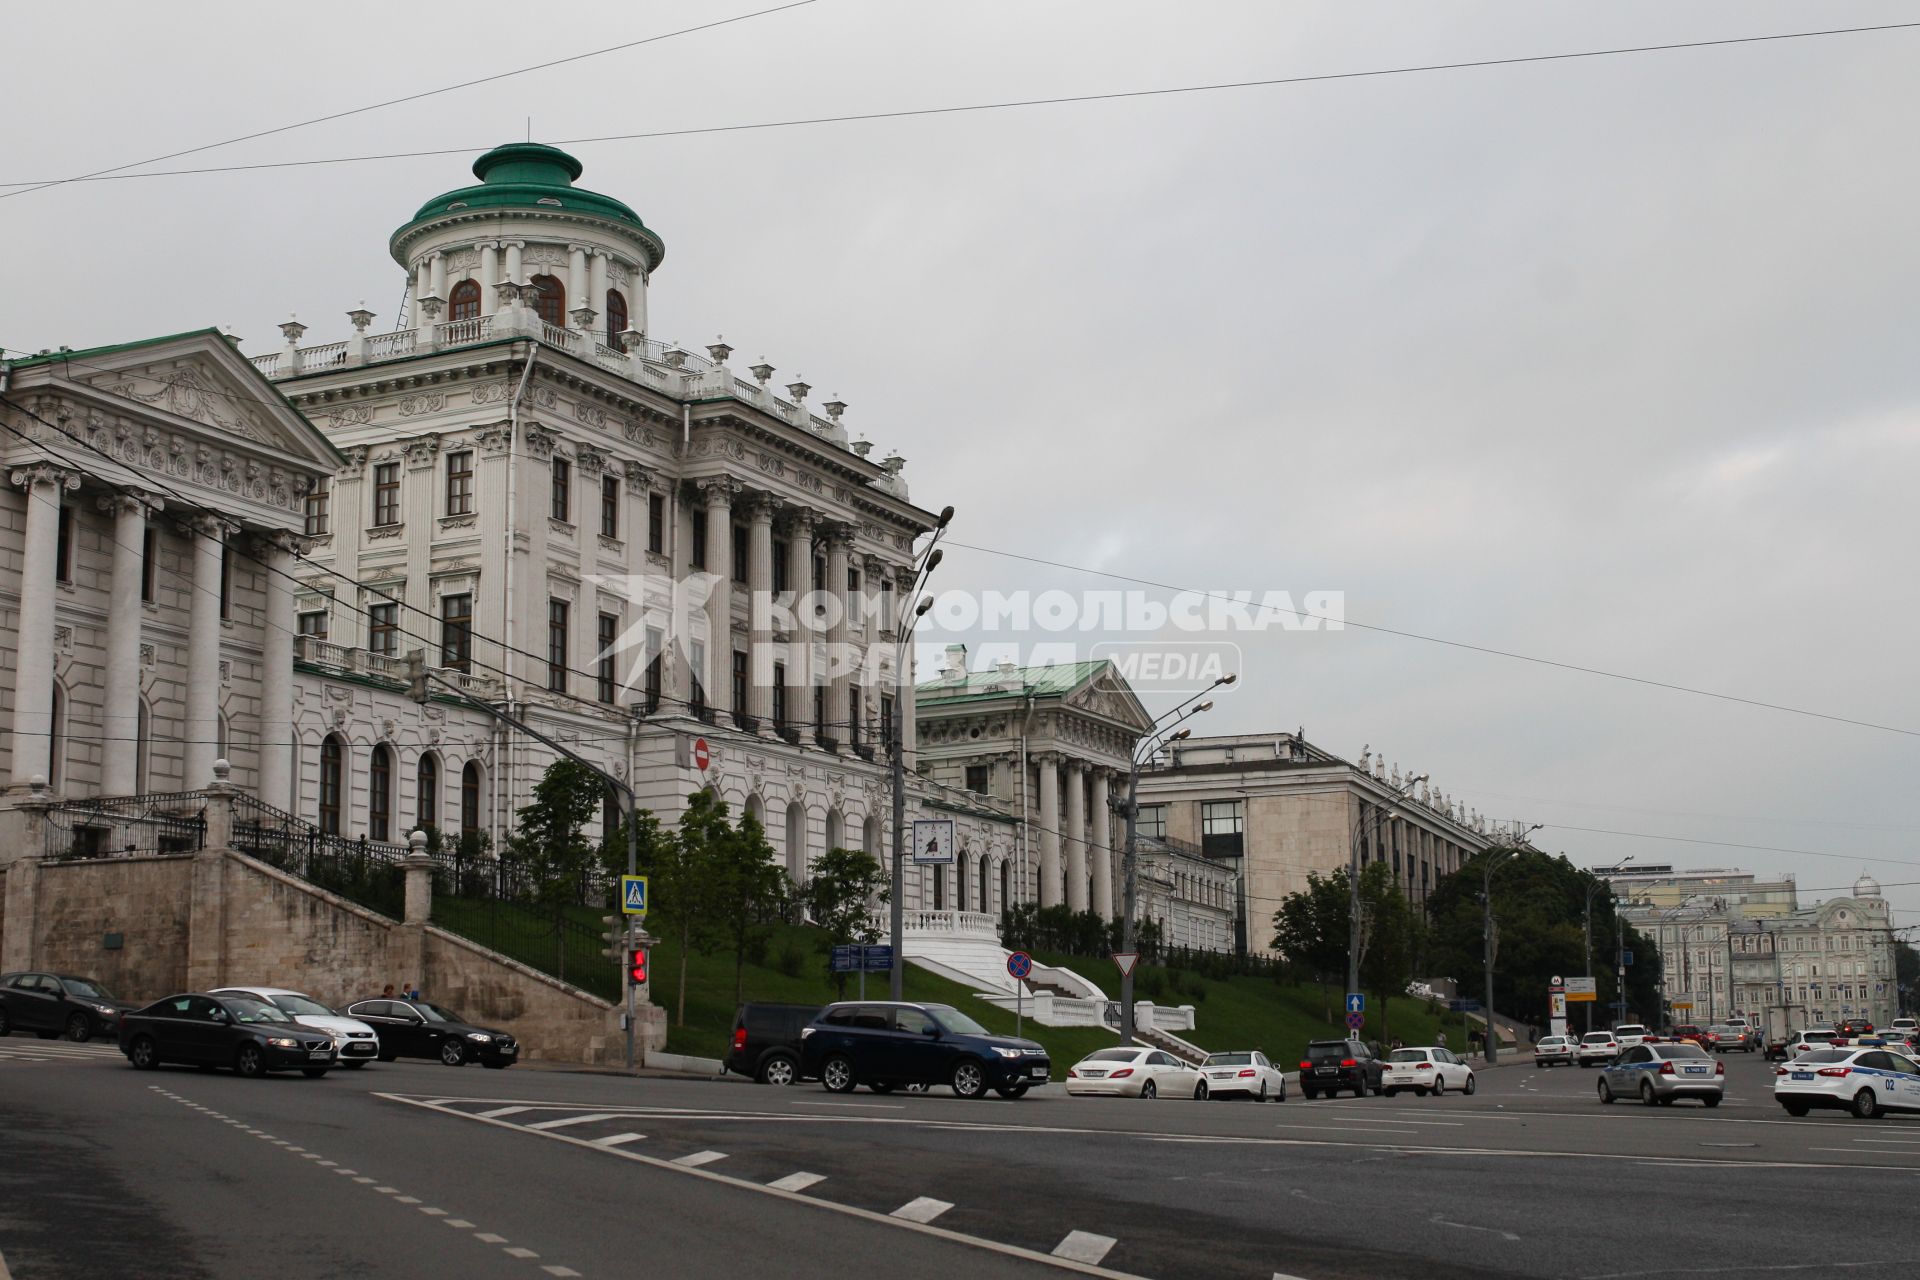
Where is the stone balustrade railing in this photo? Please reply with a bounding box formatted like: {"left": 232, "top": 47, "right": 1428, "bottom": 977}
{"left": 902, "top": 909, "right": 1000, "bottom": 940}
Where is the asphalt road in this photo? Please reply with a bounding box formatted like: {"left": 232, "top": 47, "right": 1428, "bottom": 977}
{"left": 3, "top": 1038, "right": 1915, "bottom": 1280}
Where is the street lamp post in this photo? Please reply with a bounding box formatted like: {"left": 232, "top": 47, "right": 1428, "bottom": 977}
{"left": 1481, "top": 824, "right": 1542, "bottom": 1066}
{"left": 1118, "top": 674, "right": 1235, "bottom": 1045}
{"left": 1584, "top": 858, "right": 1633, "bottom": 1035}
{"left": 1345, "top": 774, "right": 1424, "bottom": 1017}
{"left": 888, "top": 505, "right": 954, "bottom": 1002}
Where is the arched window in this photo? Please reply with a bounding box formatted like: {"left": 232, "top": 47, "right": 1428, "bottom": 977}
{"left": 135, "top": 699, "right": 152, "bottom": 793}
{"left": 449, "top": 279, "right": 481, "bottom": 321}
{"left": 48, "top": 684, "right": 65, "bottom": 793}
{"left": 932, "top": 865, "right": 946, "bottom": 911}
{"left": 999, "top": 861, "right": 1010, "bottom": 911}
{"left": 460, "top": 761, "right": 482, "bottom": 835}
{"left": 956, "top": 853, "right": 968, "bottom": 914}
{"left": 417, "top": 753, "right": 439, "bottom": 832}
{"left": 825, "top": 810, "right": 843, "bottom": 854}
{"left": 369, "top": 744, "right": 394, "bottom": 842}
{"left": 605, "top": 289, "right": 628, "bottom": 339}
{"left": 862, "top": 815, "right": 880, "bottom": 856}
{"left": 785, "top": 802, "right": 806, "bottom": 883}
{"left": 528, "top": 273, "right": 566, "bottom": 329}
{"left": 319, "top": 735, "right": 344, "bottom": 835}
{"left": 979, "top": 858, "right": 991, "bottom": 914}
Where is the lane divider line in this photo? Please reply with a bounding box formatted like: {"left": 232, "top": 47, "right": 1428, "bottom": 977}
{"left": 1053, "top": 1231, "right": 1118, "bottom": 1265}
{"left": 891, "top": 1197, "right": 954, "bottom": 1224}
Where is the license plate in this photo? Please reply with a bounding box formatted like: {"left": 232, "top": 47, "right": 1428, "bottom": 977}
{"left": 1315, "top": 1067, "right": 1335, "bottom": 1075}
{"left": 1684, "top": 1066, "right": 1707, "bottom": 1074}
{"left": 1083, "top": 1069, "right": 1106, "bottom": 1078}
{"left": 1792, "top": 1071, "right": 1814, "bottom": 1080}
{"left": 1029, "top": 1067, "right": 1046, "bottom": 1079}
{"left": 308, "top": 1050, "right": 331, "bottom": 1060}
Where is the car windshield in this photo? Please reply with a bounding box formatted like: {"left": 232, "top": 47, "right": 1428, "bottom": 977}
{"left": 222, "top": 998, "right": 292, "bottom": 1025}
{"left": 1582, "top": 1034, "right": 1613, "bottom": 1043}
{"left": 1655, "top": 1044, "right": 1709, "bottom": 1060}
{"left": 1792, "top": 1049, "right": 1850, "bottom": 1064}
{"left": 1205, "top": 1053, "right": 1252, "bottom": 1066}
{"left": 1083, "top": 1048, "right": 1144, "bottom": 1064}
{"left": 1387, "top": 1049, "right": 1431, "bottom": 1063}
{"left": 1615, "top": 1026, "right": 1646, "bottom": 1036}
{"left": 1307, "top": 1043, "right": 1354, "bottom": 1059}
{"left": 270, "top": 993, "right": 336, "bottom": 1018}
{"left": 61, "top": 978, "right": 113, "bottom": 999}
{"left": 1539, "top": 1038, "right": 1566, "bottom": 1047}
{"left": 420, "top": 1003, "right": 461, "bottom": 1024}
{"left": 928, "top": 1006, "right": 990, "bottom": 1037}
{"left": 1804, "top": 1031, "right": 1835, "bottom": 1041}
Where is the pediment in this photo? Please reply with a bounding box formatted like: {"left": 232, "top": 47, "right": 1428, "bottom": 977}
{"left": 1066, "top": 665, "right": 1154, "bottom": 732}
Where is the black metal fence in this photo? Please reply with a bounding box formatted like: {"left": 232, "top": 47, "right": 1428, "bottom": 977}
{"left": 44, "top": 792, "right": 208, "bottom": 860}
{"left": 230, "top": 795, "right": 411, "bottom": 918}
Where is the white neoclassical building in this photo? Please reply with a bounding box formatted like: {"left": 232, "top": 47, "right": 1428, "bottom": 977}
{"left": 0, "top": 142, "right": 1014, "bottom": 926}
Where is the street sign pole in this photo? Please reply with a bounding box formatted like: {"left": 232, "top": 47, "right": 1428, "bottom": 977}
{"left": 1017, "top": 980, "right": 1024, "bottom": 1040}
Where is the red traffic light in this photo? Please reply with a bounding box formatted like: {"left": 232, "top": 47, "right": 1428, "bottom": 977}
{"left": 629, "top": 947, "right": 648, "bottom": 985}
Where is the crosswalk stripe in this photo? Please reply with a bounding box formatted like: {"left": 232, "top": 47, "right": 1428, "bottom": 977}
{"left": 591, "top": 1132, "right": 646, "bottom": 1147}
{"left": 474, "top": 1106, "right": 532, "bottom": 1119}
{"left": 768, "top": 1171, "right": 826, "bottom": 1192}
{"left": 890, "top": 1197, "right": 953, "bottom": 1224}
{"left": 671, "top": 1150, "right": 728, "bottom": 1168}
{"left": 1052, "top": 1231, "right": 1117, "bottom": 1265}
{"left": 525, "top": 1113, "right": 621, "bottom": 1131}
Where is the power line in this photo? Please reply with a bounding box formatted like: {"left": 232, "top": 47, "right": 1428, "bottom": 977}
{"left": 3, "top": 20, "right": 1915, "bottom": 189}
{"left": 940, "top": 539, "right": 1920, "bottom": 740}
{"left": 1538, "top": 823, "right": 1920, "bottom": 872}
{"left": 0, "top": 0, "right": 822, "bottom": 201}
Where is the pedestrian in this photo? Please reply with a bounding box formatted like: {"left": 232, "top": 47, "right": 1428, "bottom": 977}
{"left": 380, "top": 983, "right": 395, "bottom": 999}
{"left": 1437, "top": 1029, "right": 1448, "bottom": 1049}
{"left": 402, "top": 979, "right": 419, "bottom": 1000}
{"left": 1528, "top": 1026, "right": 1538, "bottom": 1045}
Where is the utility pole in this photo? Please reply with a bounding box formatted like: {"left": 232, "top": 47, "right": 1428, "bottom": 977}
{"left": 887, "top": 506, "right": 953, "bottom": 1002}
{"left": 1346, "top": 775, "right": 1424, "bottom": 1018}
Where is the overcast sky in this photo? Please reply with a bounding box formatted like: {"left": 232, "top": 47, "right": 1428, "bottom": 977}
{"left": 8, "top": 1, "right": 1918, "bottom": 925}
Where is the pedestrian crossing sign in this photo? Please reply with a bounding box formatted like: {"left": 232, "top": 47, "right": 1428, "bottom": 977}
{"left": 621, "top": 875, "right": 649, "bottom": 917}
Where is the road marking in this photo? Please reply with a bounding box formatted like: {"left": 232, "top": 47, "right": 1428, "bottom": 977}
{"left": 1432, "top": 1215, "right": 1520, "bottom": 1242}
{"left": 525, "top": 1113, "right": 622, "bottom": 1131}
{"left": 891, "top": 1197, "right": 954, "bottom": 1224}
{"left": 475, "top": 1233, "right": 507, "bottom": 1244}
{"left": 1267, "top": 1124, "right": 1421, "bottom": 1136}
{"left": 768, "top": 1171, "right": 827, "bottom": 1192}
{"left": 1272, "top": 1272, "right": 1314, "bottom": 1280}
{"left": 592, "top": 1132, "right": 647, "bottom": 1147}
{"left": 504, "top": 1246, "right": 538, "bottom": 1259}
{"left": 394, "top": 1196, "right": 422, "bottom": 1205}
{"left": 475, "top": 1105, "right": 533, "bottom": 1119}
{"left": 1053, "top": 1231, "right": 1117, "bottom": 1264}
{"left": 1852, "top": 1137, "right": 1920, "bottom": 1145}
{"left": 793, "top": 1100, "right": 907, "bottom": 1110}
{"left": 418, "top": 1207, "right": 447, "bottom": 1216}
{"left": 542, "top": 1268, "right": 581, "bottom": 1278}
{"left": 444, "top": 1220, "right": 475, "bottom": 1229}
{"left": 672, "top": 1150, "right": 729, "bottom": 1168}
{"left": 354, "top": 1177, "right": 376, "bottom": 1184}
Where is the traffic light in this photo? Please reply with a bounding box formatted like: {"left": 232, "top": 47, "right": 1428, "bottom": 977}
{"left": 599, "top": 915, "right": 623, "bottom": 961}
{"left": 629, "top": 947, "right": 648, "bottom": 986}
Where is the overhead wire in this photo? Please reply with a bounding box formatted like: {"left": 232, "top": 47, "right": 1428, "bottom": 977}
{"left": 3, "top": 20, "right": 1917, "bottom": 189}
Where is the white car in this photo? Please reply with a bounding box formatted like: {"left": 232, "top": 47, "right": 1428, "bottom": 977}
{"left": 1533, "top": 1035, "right": 1576, "bottom": 1067}
{"left": 1576, "top": 1032, "right": 1620, "bottom": 1067}
{"left": 1613, "top": 1024, "right": 1652, "bottom": 1048}
{"left": 1200, "top": 1050, "right": 1287, "bottom": 1101}
{"left": 1776, "top": 1046, "right": 1920, "bottom": 1119}
{"left": 1782, "top": 1028, "right": 1839, "bottom": 1059}
{"left": 210, "top": 986, "right": 381, "bottom": 1067}
{"left": 1890, "top": 1017, "right": 1918, "bottom": 1038}
{"left": 1066, "top": 1046, "right": 1205, "bottom": 1099}
{"left": 1381, "top": 1046, "right": 1476, "bottom": 1096}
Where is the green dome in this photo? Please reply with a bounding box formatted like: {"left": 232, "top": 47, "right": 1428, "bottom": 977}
{"left": 391, "top": 143, "right": 663, "bottom": 267}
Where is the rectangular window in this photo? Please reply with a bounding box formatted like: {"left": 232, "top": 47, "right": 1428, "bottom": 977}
{"left": 813, "top": 686, "right": 826, "bottom": 739}
{"left": 550, "top": 457, "right": 571, "bottom": 523}
{"left": 880, "top": 694, "right": 895, "bottom": 749}
{"left": 773, "top": 538, "right": 790, "bottom": 594}
{"left": 445, "top": 450, "right": 473, "bottom": 516}
{"left": 219, "top": 543, "right": 233, "bottom": 620}
{"left": 690, "top": 640, "right": 707, "bottom": 714}
{"left": 373, "top": 462, "right": 401, "bottom": 527}
{"left": 305, "top": 477, "right": 331, "bottom": 536}
{"left": 644, "top": 627, "right": 663, "bottom": 713}
{"left": 547, "top": 599, "right": 569, "bottom": 692}
{"left": 141, "top": 525, "right": 158, "bottom": 603}
{"left": 441, "top": 593, "right": 471, "bottom": 672}
{"left": 880, "top": 575, "right": 894, "bottom": 632}
{"left": 847, "top": 567, "right": 862, "bottom": 627}
{"left": 298, "top": 610, "right": 329, "bottom": 640}
{"left": 647, "top": 492, "right": 665, "bottom": 554}
{"left": 600, "top": 474, "right": 620, "bottom": 539}
{"left": 965, "top": 764, "right": 990, "bottom": 795}
{"left": 772, "top": 663, "right": 787, "bottom": 729}
{"left": 691, "top": 510, "right": 708, "bottom": 569}
{"left": 1138, "top": 804, "right": 1167, "bottom": 839}
{"left": 597, "top": 612, "right": 618, "bottom": 703}
{"left": 55, "top": 503, "right": 74, "bottom": 583}
{"left": 812, "top": 553, "right": 825, "bottom": 593}
{"left": 731, "top": 650, "right": 749, "bottom": 722}
{"left": 731, "top": 524, "right": 748, "bottom": 583}
{"left": 368, "top": 601, "right": 398, "bottom": 655}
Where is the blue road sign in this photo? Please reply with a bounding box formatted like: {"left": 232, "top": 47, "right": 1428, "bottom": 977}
{"left": 862, "top": 945, "right": 894, "bottom": 972}
{"left": 1621, "top": 950, "right": 1633, "bottom": 967}
{"left": 1448, "top": 999, "right": 1483, "bottom": 1013}
{"left": 1346, "top": 1012, "right": 1365, "bottom": 1030}
{"left": 1346, "top": 993, "right": 1365, "bottom": 1014}
{"left": 830, "top": 944, "right": 857, "bottom": 973}
{"left": 620, "top": 875, "right": 649, "bottom": 916}
{"left": 1007, "top": 951, "right": 1034, "bottom": 981}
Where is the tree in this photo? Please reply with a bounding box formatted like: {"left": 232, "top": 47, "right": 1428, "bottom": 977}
{"left": 501, "top": 760, "right": 603, "bottom": 981}
{"left": 1271, "top": 869, "right": 1352, "bottom": 1022}
{"left": 1356, "top": 860, "right": 1424, "bottom": 1045}
{"left": 711, "top": 811, "right": 784, "bottom": 1005}
{"left": 805, "top": 845, "right": 888, "bottom": 996}
{"left": 633, "top": 794, "right": 719, "bottom": 1028}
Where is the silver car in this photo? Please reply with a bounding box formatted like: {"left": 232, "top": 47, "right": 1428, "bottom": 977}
{"left": 1597, "top": 1041, "right": 1724, "bottom": 1107}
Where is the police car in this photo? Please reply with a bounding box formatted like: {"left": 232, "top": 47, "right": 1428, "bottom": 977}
{"left": 1775, "top": 1047, "right": 1920, "bottom": 1119}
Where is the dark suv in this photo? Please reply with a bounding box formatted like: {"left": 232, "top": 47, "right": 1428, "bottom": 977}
{"left": 726, "top": 1002, "right": 820, "bottom": 1085}
{"left": 799, "top": 1001, "right": 1049, "bottom": 1099}
{"left": 1299, "top": 1039, "right": 1384, "bottom": 1098}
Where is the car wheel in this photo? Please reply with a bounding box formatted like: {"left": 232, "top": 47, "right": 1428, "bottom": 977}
{"left": 995, "top": 1084, "right": 1029, "bottom": 1099}
{"left": 235, "top": 1044, "right": 265, "bottom": 1079}
{"left": 482, "top": 1060, "right": 510, "bottom": 1070}
{"left": 0, "top": 1007, "right": 10, "bottom": 1037}
{"left": 1640, "top": 1081, "right": 1658, "bottom": 1107}
{"left": 302, "top": 1067, "right": 329, "bottom": 1079}
{"left": 1384, "top": 1088, "right": 1398, "bottom": 1098}
{"left": 1464, "top": 1073, "right": 1477, "bottom": 1096}
{"left": 759, "top": 1054, "right": 798, "bottom": 1087}
{"left": 1193, "top": 1080, "right": 1209, "bottom": 1101}
{"left": 821, "top": 1055, "right": 856, "bottom": 1093}
{"left": 1598, "top": 1079, "right": 1615, "bottom": 1104}
{"left": 1301, "top": 1087, "right": 1317, "bottom": 1100}
{"left": 1140, "top": 1079, "right": 1157, "bottom": 1100}
{"left": 869, "top": 1082, "right": 895, "bottom": 1094}
{"left": 65, "top": 1013, "right": 92, "bottom": 1043}
{"left": 1853, "top": 1088, "right": 1882, "bottom": 1120}
{"left": 1782, "top": 1099, "right": 1810, "bottom": 1116}
{"left": 1258, "top": 1082, "right": 1268, "bottom": 1102}
{"left": 377, "top": 1050, "right": 397, "bottom": 1062}
{"left": 128, "top": 1035, "right": 159, "bottom": 1070}
{"left": 951, "top": 1059, "right": 988, "bottom": 1100}
{"left": 1702, "top": 1095, "right": 1721, "bottom": 1108}
{"left": 440, "top": 1040, "right": 467, "bottom": 1067}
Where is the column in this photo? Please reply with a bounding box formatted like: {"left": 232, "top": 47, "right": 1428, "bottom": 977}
{"left": 745, "top": 496, "right": 775, "bottom": 735}
{"left": 184, "top": 515, "right": 229, "bottom": 788}
{"left": 568, "top": 245, "right": 590, "bottom": 315}
{"left": 479, "top": 242, "right": 500, "bottom": 314}
{"left": 1091, "top": 768, "right": 1114, "bottom": 919}
{"left": 8, "top": 466, "right": 76, "bottom": 790}
{"left": 666, "top": 484, "right": 693, "bottom": 712}
{"left": 100, "top": 493, "right": 154, "bottom": 795}
{"left": 1065, "top": 761, "right": 1088, "bottom": 912}
{"left": 823, "top": 529, "right": 851, "bottom": 751}
{"left": 1037, "top": 754, "right": 1061, "bottom": 908}
{"left": 699, "top": 479, "right": 735, "bottom": 715}
{"left": 504, "top": 240, "right": 524, "bottom": 285}
{"left": 256, "top": 533, "right": 296, "bottom": 810}
{"left": 782, "top": 511, "right": 814, "bottom": 745}
{"left": 589, "top": 252, "right": 609, "bottom": 328}
{"left": 633, "top": 267, "right": 649, "bottom": 336}
{"left": 428, "top": 252, "right": 447, "bottom": 305}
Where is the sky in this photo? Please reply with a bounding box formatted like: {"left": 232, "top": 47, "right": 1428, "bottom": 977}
{"left": 6, "top": 1, "right": 1918, "bottom": 924}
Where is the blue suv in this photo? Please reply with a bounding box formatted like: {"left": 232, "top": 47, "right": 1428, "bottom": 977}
{"left": 799, "top": 1001, "right": 1050, "bottom": 1099}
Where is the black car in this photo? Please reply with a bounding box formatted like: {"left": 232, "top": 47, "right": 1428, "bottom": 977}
{"left": 344, "top": 998, "right": 519, "bottom": 1068}
{"left": 726, "top": 1002, "right": 820, "bottom": 1085}
{"left": 1299, "top": 1039, "right": 1385, "bottom": 1099}
{"left": 798, "top": 1001, "right": 1049, "bottom": 1099}
{"left": 118, "top": 993, "right": 338, "bottom": 1077}
{"left": 0, "top": 971, "right": 133, "bottom": 1042}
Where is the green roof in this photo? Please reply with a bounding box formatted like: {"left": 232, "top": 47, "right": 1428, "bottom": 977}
{"left": 391, "top": 143, "right": 664, "bottom": 268}
{"left": 914, "top": 660, "right": 1110, "bottom": 706}
{"left": 4, "top": 326, "right": 226, "bottom": 368}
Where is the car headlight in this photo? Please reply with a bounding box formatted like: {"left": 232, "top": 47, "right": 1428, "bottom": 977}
{"left": 467, "top": 1033, "right": 492, "bottom": 1042}
{"left": 993, "top": 1047, "right": 1023, "bottom": 1059}
{"left": 92, "top": 1003, "right": 117, "bottom": 1016}
{"left": 267, "top": 1037, "right": 299, "bottom": 1048}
